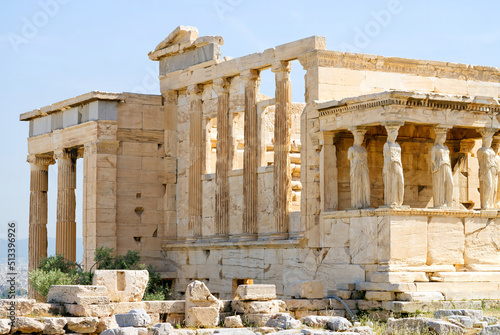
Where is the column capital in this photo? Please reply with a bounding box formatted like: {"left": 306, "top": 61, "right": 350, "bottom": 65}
{"left": 187, "top": 84, "right": 203, "bottom": 98}
{"left": 348, "top": 126, "right": 369, "bottom": 136}
{"left": 318, "top": 131, "right": 339, "bottom": 147}
{"left": 162, "top": 90, "right": 178, "bottom": 104}
{"left": 27, "top": 154, "right": 55, "bottom": 167}
{"left": 460, "top": 139, "right": 476, "bottom": 154}
{"left": 433, "top": 125, "right": 453, "bottom": 135}
{"left": 240, "top": 69, "right": 261, "bottom": 85}
{"left": 479, "top": 127, "right": 499, "bottom": 138}
{"left": 213, "top": 77, "right": 230, "bottom": 94}
{"left": 84, "top": 140, "right": 120, "bottom": 156}
{"left": 54, "top": 148, "right": 78, "bottom": 161}
{"left": 382, "top": 121, "right": 404, "bottom": 129}
{"left": 271, "top": 60, "right": 292, "bottom": 73}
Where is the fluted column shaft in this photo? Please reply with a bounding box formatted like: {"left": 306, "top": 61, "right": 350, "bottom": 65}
{"left": 272, "top": 61, "right": 292, "bottom": 237}
{"left": 28, "top": 154, "right": 55, "bottom": 299}
{"left": 55, "top": 149, "right": 77, "bottom": 262}
{"left": 214, "top": 77, "right": 230, "bottom": 240}
{"left": 187, "top": 85, "right": 203, "bottom": 240}
{"left": 242, "top": 70, "right": 260, "bottom": 237}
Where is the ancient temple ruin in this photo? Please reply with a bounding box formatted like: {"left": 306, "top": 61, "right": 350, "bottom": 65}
{"left": 22, "top": 26, "right": 500, "bottom": 301}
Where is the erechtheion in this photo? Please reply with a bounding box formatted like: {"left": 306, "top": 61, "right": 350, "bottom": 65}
{"left": 22, "top": 26, "right": 500, "bottom": 302}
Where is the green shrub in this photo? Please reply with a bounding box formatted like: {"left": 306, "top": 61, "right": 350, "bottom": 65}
{"left": 29, "top": 269, "right": 75, "bottom": 298}
{"left": 29, "top": 247, "right": 172, "bottom": 301}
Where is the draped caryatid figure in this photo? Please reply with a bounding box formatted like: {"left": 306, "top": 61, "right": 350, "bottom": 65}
{"left": 348, "top": 127, "right": 370, "bottom": 209}
{"left": 383, "top": 124, "right": 404, "bottom": 206}
{"left": 431, "top": 127, "right": 453, "bottom": 207}
{"left": 478, "top": 129, "right": 499, "bottom": 210}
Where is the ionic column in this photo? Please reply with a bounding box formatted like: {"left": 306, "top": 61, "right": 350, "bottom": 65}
{"left": 272, "top": 61, "right": 292, "bottom": 238}
{"left": 214, "top": 77, "right": 230, "bottom": 241}
{"left": 28, "top": 154, "right": 55, "bottom": 299}
{"left": 187, "top": 84, "right": 203, "bottom": 241}
{"left": 55, "top": 148, "right": 78, "bottom": 262}
{"left": 241, "top": 69, "right": 260, "bottom": 239}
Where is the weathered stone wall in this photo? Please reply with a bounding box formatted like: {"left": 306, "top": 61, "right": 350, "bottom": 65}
{"left": 114, "top": 94, "right": 165, "bottom": 269}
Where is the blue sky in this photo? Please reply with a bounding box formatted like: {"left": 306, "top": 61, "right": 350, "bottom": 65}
{"left": 0, "top": 0, "right": 499, "bottom": 247}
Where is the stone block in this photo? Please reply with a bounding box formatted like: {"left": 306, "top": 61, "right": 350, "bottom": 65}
{"left": 92, "top": 270, "right": 149, "bottom": 302}
{"left": 149, "top": 323, "right": 174, "bottom": 335}
{"left": 32, "top": 115, "right": 52, "bottom": 136}
{"left": 0, "top": 319, "right": 10, "bottom": 334}
{"left": 224, "top": 315, "right": 243, "bottom": 328}
{"left": 42, "top": 317, "right": 67, "bottom": 334}
{"left": 64, "top": 303, "right": 113, "bottom": 317}
{"left": 65, "top": 317, "right": 99, "bottom": 333}
{"left": 290, "top": 280, "right": 324, "bottom": 299}
{"left": 350, "top": 217, "right": 378, "bottom": 264}
{"left": 0, "top": 299, "right": 36, "bottom": 317}
{"left": 397, "top": 292, "right": 445, "bottom": 302}
{"left": 365, "top": 291, "right": 395, "bottom": 301}
{"left": 185, "top": 307, "right": 219, "bottom": 328}
{"left": 230, "top": 300, "right": 281, "bottom": 314}
{"left": 96, "top": 317, "right": 119, "bottom": 333}
{"left": 327, "top": 290, "right": 351, "bottom": 300}
{"left": 265, "top": 313, "right": 302, "bottom": 329}
{"left": 51, "top": 112, "right": 63, "bottom": 130}
{"left": 10, "top": 317, "right": 44, "bottom": 333}
{"left": 101, "top": 327, "right": 148, "bottom": 335}
{"left": 47, "top": 286, "right": 108, "bottom": 304}
{"left": 382, "top": 216, "right": 427, "bottom": 266}
{"left": 88, "top": 101, "right": 118, "bottom": 121}
{"left": 243, "top": 313, "right": 273, "bottom": 327}
{"left": 115, "top": 309, "right": 151, "bottom": 327}
{"left": 370, "top": 271, "right": 428, "bottom": 283}
{"left": 465, "top": 218, "right": 500, "bottom": 265}
{"left": 234, "top": 285, "right": 276, "bottom": 301}
{"left": 427, "top": 217, "right": 465, "bottom": 265}
{"left": 62, "top": 107, "right": 80, "bottom": 128}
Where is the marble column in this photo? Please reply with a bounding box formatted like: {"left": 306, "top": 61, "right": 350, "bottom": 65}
{"left": 214, "top": 77, "right": 230, "bottom": 241}
{"left": 347, "top": 127, "right": 370, "bottom": 209}
{"left": 187, "top": 84, "right": 203, "bottom": 241}
{"left": 271, "top": 61, "right": 292, "bottom": 238}
{"left": 241, "top": 69, "right": 260, "bottom": 239}
{"left": 383, "top": 122, "right": 404, "bottom": 207}
{"left": 431, "top": 126, "right": 453, "bottom": 208}
{"left": 55, "top": 148, "right": 78, "bottom": 262}
{"left": 478, "top": 128, "right": 499, "bottom": 210}
{"left": 28, "top": 153, "right": 55, "bottom": 299}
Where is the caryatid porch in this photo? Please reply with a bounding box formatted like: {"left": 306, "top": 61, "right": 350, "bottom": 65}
{"left": 311, "top": 91, "right": 500, "bottom": 298}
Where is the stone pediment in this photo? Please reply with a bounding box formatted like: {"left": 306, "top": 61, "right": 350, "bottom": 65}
{"left": 149, "top": 26, "right": 224, "bottom": 62}
{"left": 154, "top": 25, "right": 199, "bottom": 51}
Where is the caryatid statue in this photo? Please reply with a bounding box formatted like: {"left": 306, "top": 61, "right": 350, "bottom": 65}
{"left": 383, "top": 123, "right": 404, "bottom": 206}
{"left": 431, "top": 126, "right": 453, "bottom": 207}
{"left": 348, "top": 127, "right": 370, "bottom": 209}
{"left": 477, "top": 128, "right": 499, "bottom": 209}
